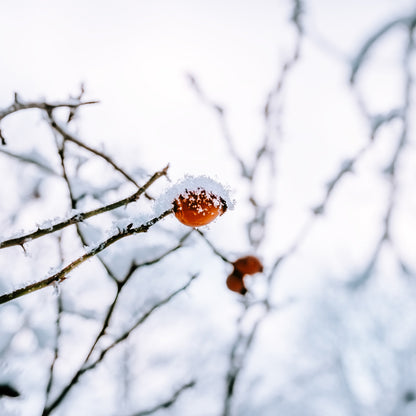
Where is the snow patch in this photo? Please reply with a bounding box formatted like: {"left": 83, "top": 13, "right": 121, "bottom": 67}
{"left": 154, "top": 174, "right": 235, "bottom": 216}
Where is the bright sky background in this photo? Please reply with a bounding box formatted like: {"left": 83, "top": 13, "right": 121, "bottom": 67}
{"left": 1, "top": 1, "right": 416, "bottom": 415}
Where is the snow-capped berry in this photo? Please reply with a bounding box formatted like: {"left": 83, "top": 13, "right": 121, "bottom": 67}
{"left": 154, "top": 175, "right": 234, "bottom": 220}
{"left": 233, "top": 256, "right": 263, "bottom": 276}
{"left": 173, "top": 188, "right": 227, "bottom": 227}
{"left": 226, "top": 272, "right": 247, "bottom": 295}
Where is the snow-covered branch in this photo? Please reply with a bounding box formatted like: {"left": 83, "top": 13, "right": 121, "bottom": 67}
{"left": 0, "top": 208, "right": 174, "bottom": 305}
{"left": 0, "top": 165, "right": 168, "bottom": 250}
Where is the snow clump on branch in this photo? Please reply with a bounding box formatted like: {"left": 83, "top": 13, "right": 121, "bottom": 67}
{"left": 154, "top": 175, "right": 234, "bottom": 227}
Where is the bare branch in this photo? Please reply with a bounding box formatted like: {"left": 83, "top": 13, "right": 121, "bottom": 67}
{"left": 48, "top": 114, "right": 143, "bottom": 189}
{"left": 43, "top": 292, "right": 63, "bottom": 406}
{"left": 311, "top": 147, "right": 369, "bottom": 216}
{"left": 42, "top": 274, "right": 198, "bottom": 416}
{"left": 195, "top": 229, "right": 232, "bottom": 264}
{"left": 348, "top": 16, "right": 415, "bottom": 288}
{"left": 186, "top": 73, "right": 250, "bottom": 179}
{"left": 350, "top": 14, "right": 416, "bottom": 83}
{"left": 221, "top": 5, "right": 306, "bottom": 412}
{"left": 0, "top": 148, "right": 58, "bottom": 175}
{"left": 0, "top": 95, "right": 98, "bottom": 123}
{"left": 84, "top": 230, "right": 193, "bottom": 363}
{"left": 0, "top": 128, "right": 7, "bottom": 145}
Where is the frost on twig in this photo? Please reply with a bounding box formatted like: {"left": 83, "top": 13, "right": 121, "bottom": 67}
{"left": 350, "top": 14, "right": 416, "bottom": 84}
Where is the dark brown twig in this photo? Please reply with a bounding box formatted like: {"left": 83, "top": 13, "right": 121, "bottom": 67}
{"left": 0, "top": 93, "right": 98, "bottom": 123}
{"left": 0, "top": 208, "right": 174, "bottom": 305}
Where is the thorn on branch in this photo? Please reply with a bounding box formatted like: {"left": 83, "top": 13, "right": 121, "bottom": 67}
{"left": 0, "top": 384, "right": 20, "bottom": 398}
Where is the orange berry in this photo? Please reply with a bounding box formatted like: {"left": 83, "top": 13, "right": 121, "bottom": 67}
{"left": 233, "top": 256, "right": 263, "bottom": 276}
{"left": 173, "top": 188, "right": 227, "bottom": 227}
{"left": 226, "top": 272, "right": 247, "bottom": 295}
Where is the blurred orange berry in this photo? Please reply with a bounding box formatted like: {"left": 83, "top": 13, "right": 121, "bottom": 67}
{"left": 173, "top": 188, "right": 227, "bottom": 227}
{"left": 233, "top": 256, "right": 263, "bottom": 276}
{"left": 226, "top": 272, "right": 247, "bottom": 295}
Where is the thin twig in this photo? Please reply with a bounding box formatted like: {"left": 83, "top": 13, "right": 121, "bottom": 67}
{"left": 0, "top": 95, "right": 99, "bottom": 122}
{"left": 48, "top": 115, "right": 142, "bottom": 189}
{"left": 130, "top": 381, "right": 196, "bottom": 416}
{"left": 56, "top": 136, "right": 130, "bottom": 284}
{"left": 222, "top": 317, "right": 263, "bottom": 416}
{"left": 42, "top": 274, "right": 197, "bottom": 416}
{"left": 350, "top": 14, "right": 416, "bottom": 83}
{"left": 83, "top": 230, "right": 192, "bottom": 363}
{"left": 43, "top": 292, "right": 63, "bottom": 406}
{"left": 0, "top": 148, "right": 58, "bottom": 175}
{"left": 186, "top": 73, "right": 250, "bottom": 179}
{"left": 312, "top": 146, "right": 369, "bottom": 215}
